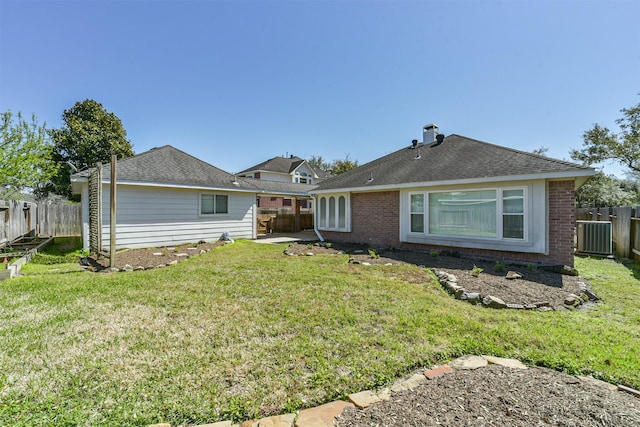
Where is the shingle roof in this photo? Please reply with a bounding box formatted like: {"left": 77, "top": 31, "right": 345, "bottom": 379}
{"left": 72, "top": 145, "right": 316, "bottom": 195}
{"left": 239, "top": 155, "right": 331, "bottom": 179}
{"left": 313, "top": 134, "right": 595, "bottom": 191}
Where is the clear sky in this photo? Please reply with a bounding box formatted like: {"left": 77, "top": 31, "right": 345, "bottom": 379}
{"left": 1, "top": 0, "right": 639, "bottom": 177}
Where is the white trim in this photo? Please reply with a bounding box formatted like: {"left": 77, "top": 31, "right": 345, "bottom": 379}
{"left": 199, "top": 193, "right": 231, "bottom": 217}
{"left": 316, "top": 193, "right": 351, "bottom": 232}
{"left": 311, "top": 169, "right": 594, "bottom": 195}
{"left": 399, "top": 181, "right": 547, "bottom": 254}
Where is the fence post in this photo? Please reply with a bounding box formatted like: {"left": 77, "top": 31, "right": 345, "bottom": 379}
{"left": 612, "top": 206, "right": 632, "bottom": 258}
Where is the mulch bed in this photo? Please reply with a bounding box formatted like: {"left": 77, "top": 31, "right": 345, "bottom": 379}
{"left": 285, "top": 242, "right": 585, "bottom": 308}
{"left": 84, "top": 240, "right": 224, "bottom": 271}
{"left": 336, "top": 364, "right": 640, "bottom": 427}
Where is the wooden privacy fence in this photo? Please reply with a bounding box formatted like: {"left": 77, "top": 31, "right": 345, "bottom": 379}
{"left": 257, "top": 213, "right": 314, "bottom": 234}
{"left": 576, "top": 206, "right": 640, "bottom": 260}
{"left": 0, "top": 200, "right": 81, "bottom": 245}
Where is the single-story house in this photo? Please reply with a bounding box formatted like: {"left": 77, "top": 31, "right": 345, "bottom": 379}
{"left": 71, "top": 145, "right": 316, "bottom": 251}
{"left": 310, "top": 124, "right": 595, "bottom": 267}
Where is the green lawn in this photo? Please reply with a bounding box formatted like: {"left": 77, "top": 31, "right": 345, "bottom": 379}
{"left": 0, "top": 240, "right": 638, "bottom": 426}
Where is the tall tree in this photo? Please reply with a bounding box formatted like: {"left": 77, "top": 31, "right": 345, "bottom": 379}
{"left": 308, "top": 155, "right": 331, "bottom": 173}
{"left": 45, "top": 99, "right": 134, "bottom": 200}
{"left": 570, "top": 97, "right": 640, "bottom": 173}
{"left": 0, "top": 111, "right": 59, "bottom": 198}
{"left": 575, "top": 173, "right": 639, "bottom": 207}
{"left": 329, "top": 154, "right": 359, "bottom": 175}
{"left": 308, "top": 154, "right": 359, "bottom": 175}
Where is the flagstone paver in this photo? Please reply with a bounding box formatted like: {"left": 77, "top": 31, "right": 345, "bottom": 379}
{"left": 348, "top": 388, "right": 391, "bottom": 408}
{"left": 449, "top": 354, "right": 488, "bottom": 370}
{"left": 295, "top": 400, "right": 354, "bottom": 427}
{"left": 424, "top": 364, "right": 454, "bottom": 379}
{"left": 254, "top": 413, "right": 296, "bottom": 427}
{"left": 390, "top": 373, "right": 426, "bottom": 392}
{"left": 482, "top": 355, "right": 528, "bottom": 369}
{"left": 152, "top": 355, "right": 629, "bottom": 427}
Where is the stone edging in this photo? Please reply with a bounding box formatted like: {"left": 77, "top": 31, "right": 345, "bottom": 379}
{"left": 147, "top": 355, "right": 637, "bottom": 427}
{"left": 432, "top": 269, "right": 599, "bottom": 311}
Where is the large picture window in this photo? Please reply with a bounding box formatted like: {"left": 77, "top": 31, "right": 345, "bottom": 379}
{"left": 409, "top": 187, "right": 525, "bottom": 240}
{"left": 317, "top": 194, "right": 350, "bottom": 231}
{"left": 200, "top": 194, "right": 229, "bottom": 215}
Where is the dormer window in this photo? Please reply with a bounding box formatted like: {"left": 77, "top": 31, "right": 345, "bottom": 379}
{"left": 296, "top": 171, "right": 310, "bottom": 184}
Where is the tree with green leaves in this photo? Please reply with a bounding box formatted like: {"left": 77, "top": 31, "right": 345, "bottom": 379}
{"left": 571, "top": 97, "right": 640, "bottom": 174}
{"left": 44, "top": 99, "right": 134, "bottom": 200}
{"left": 308, "top": 155, "right": 331, "bottom": 173}
{"left": 0, "top": 111, "right": 59, "bottom": 198}
{"left": 531, "top": 146, "right": 549, "bottom": 156}
{"left": 309, "top": 154, "right": 359, "bottom": 175}
{"left": 575, "top": 172, "right": 640, "bottom": 207}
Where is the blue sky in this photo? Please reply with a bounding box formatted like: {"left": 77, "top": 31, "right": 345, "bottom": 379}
{"left": 1, "top": 0, "right": 639, "bottom": 177}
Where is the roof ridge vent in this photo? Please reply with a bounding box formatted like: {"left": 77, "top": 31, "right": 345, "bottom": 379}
{"left": 430, "top": 133, "right": 445, "bottom": 148}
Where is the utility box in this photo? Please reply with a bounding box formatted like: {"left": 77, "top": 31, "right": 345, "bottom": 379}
{"left": 576, "top": 221, "right": 613, "bottom": 255}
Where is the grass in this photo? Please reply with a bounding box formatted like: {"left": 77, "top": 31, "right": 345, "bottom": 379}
{"left": 0, "top": 241, "right": 639, "bottom": 426}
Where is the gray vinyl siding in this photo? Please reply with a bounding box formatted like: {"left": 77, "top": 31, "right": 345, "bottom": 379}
{"left": 101, "top": 185, "right": 254, "bottom": 249}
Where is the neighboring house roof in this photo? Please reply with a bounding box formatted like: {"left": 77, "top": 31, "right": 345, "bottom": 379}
{"left": 239, "top": 155, "right": 331, "bottom": 179}
{"left": 313, "top": 134, "right": 595, "bottom": 192}
{"left": 71, "top": 145, "right": 317, "bottom": 196}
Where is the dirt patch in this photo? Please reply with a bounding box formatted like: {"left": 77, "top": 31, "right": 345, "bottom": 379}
{"left": 285, "top": 243, "right": 586, "bottom": 309}
{"left": 84, "top": 240, "right": 225, "bottom": 271}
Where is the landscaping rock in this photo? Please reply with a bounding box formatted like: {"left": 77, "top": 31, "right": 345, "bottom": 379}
{"left": 424, "top": 365, "right": 454, "bottom": 379}
{"left": 482, "top": 295, "right": 506, "bottom": 309}
{"left": 450, "top": 355, "right": 488, "bottom": 370}
{"left": 348, "top": 389, "right": 391, "bottom": 409}
{"left": 390, "top": 373, "right": 427, "bottom": 392}
{"left": 543, "top": 265, "right": 579, "bottom": 276}
{"left": 460, "top": 292, "right": 481, "bottom": 304}
{"left": 505, "top": 271, "right": 523, "bottom": 280}
{"left": 255, "top": 413, "right": 296, "bottom": 427}
{"left": 585, "top": 289, "right": 599, "bottom": 301}
{"left": 295, "top": 400, "right": 354, "bottom": 427}
{"left": 123, "top": 264, "right": 134, "bottom": 272}
{"left": 482, "top": 355, "right": 528, "bottom": 370}
{"left": 564, "top": 293, "right": 582, "bottom": 307}
{"left": 506, "top": 303, "right": 525, "bottom": 309}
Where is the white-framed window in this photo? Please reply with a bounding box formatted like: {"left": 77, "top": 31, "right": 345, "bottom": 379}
{"left": 295, "top": 172, "right": 311, "bottom": 184}
{"left": 409, "top": 187, "right": 526, "bottom": 240}
{"left": 317, "top": 193, "right": 350, "bottom": 231}
{"left": 200, "top": 194, "right": 229, "bottom": 215}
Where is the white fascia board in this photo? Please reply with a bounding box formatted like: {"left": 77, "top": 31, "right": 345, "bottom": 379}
{"left": 100, "top": 179, "right": 259, "bottom": 194}
{"left": 310, "top": 169, "right": 595, "bottom": 195}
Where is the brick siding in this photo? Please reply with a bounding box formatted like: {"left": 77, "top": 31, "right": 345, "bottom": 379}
{"left": 320, "top": 180, "right": 576, "bottom": 266}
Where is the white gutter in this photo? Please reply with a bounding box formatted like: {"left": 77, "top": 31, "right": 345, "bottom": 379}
{"left": 311, "top": 169, "right": 596, "bottom": 195}
{"left": 310, "top": 195, "right": 325, "bottom": 242}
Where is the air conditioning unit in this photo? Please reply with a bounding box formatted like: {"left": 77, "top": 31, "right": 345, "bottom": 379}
{"left": 576, "top": 221, "right": 612, "bottom": 255}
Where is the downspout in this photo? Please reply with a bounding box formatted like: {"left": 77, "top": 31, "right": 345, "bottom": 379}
{"left": 310, "top": 195, "right": 325, "bottom": 242}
